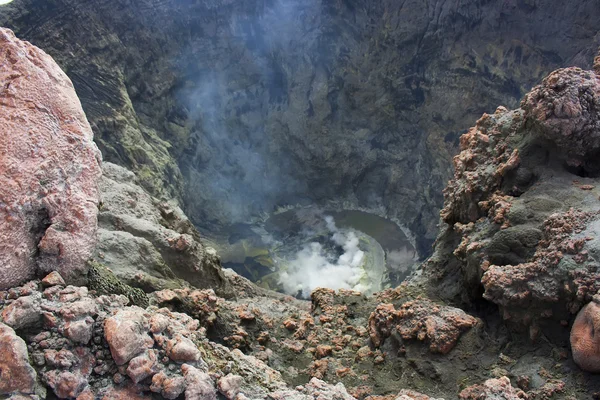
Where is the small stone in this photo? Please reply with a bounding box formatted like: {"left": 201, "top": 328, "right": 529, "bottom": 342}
{"left": 183, "top": 364, "right": 217, "bottom": 400}
{"left": 64, "top": 317, "right": 94, "bottom": 344}
{"left": 151, "top": 371, "right": 185, "bottom": 399}
{"left": 113, "top": 373, "right": 125, "bottom": 384}
{"left": 571, "top": 299, "right": 600, "bottom": 372}
{"left": 44, "top": 370, "right": 88, "bottom": 399}
{"left": 100, "top": 386, "right": 148, "bottom": 400}
{"left": 149, "top": 314, "right": 170, "bottom": 334}
{"left": 126, "top": 350, "right": 159, "bottom": 383}
{"left": 217, "top": 374, "right": 243, "bottom": 399}
{"left": 44, "top": 349, "right": 77, "bottom": 368}
{"left": 42, "top": 272, "right": 66, "bottom": 287}
{"left": 315, "top": 345, "right": 332, "bottom": 359}
{"left": 283, "top": 319, "right": 298, "bottom": 330}
{"left": 1, "top": 294, "right": 42, "bottom": 329}
{"left": 60, "top": 299, "right": 98, "bottom": 321}
{"left": 104, "top": 308, "right": 153, "bottom": 365}
{"left": 167, "top": 336, "right": 201, "bottom": 363}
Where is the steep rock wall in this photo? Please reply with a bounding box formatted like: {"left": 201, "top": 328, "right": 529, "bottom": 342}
{"left": 1, "top": 0, "right": 599, "bottom": 255}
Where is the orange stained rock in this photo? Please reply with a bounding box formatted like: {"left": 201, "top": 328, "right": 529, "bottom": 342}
{"left": 571, "top": 297, "right": 600, "bottom": 372}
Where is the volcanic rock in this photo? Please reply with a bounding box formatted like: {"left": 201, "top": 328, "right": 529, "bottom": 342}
{"left": 522, "top": 67, "right": 600, "bottom": 170}
{"left": 0, "top": 27, "right": 101, "bottom": 289}
{"left": 104, "top": 308, "right": 154, "bottom": 365}
{"left": 0, "top": 322, "right": 37, "bottom": 395}
{"left": 425, "top": 54, "right": 600, "bottom": 335}
{"left": 2, "top": 1, "right": 599, "bottom": 258}
{"left": 368, "top": 299, "right": 478, "bottom": 354}
{"left": 571, "top": 295, "right": 600, "bottom": 372}
{"left": 459, "top": 377, "right": 526, "bottom": 399}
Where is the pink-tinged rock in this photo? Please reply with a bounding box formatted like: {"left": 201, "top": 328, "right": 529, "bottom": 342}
{"left": 75, "top": 389, "right": 95, "bottom": 400}
{"left": 396, "top": 389, "right": 442, "bottom": 400}
{"left": 182, "top": 364, "right": 217, "bottom": 400}
{"left": 44, "top": 349, "right": 77, "bottom": 369}
{"left": 41, "top": 271, "right": 66, "bottom": 287}
{"left": 368, "top": 299, "right": 478, "bottom": 354}
{"left": 150, "top": 371, "right": 186, "bottom": 399}
{"left": 522, "top": 67, "right": 600, "bottom": 167}
{"left": 43, "top": 370, "right": 88, "bottom": 399}
{"left": 100, "top": 386, "right": 150, "bottom": 400}
{"left": 167, "top": 335, "right": 201, "bottom": 363}
{"left": 459, "top": 376, "right": 526, "bottom": 399}
{"left": 0, "top": 322, "right": 37, "bottom": 395}
{"left": 126, "top": 350, "right": 159, "bottom": 383}
{"left": 59, "top": 298, "right": 97, "bottom": 320}
{"left": 571, "top": 296, "right": 600, "bottom": 372}
{"left": 217, "top": 374, "right": 243, "bottom": 399}
{"left": 104, "top": 308, "right": 154, "bottom": 365}
{"left": 64, "top": 317, "right": 94, "bottom": 344}
{"left": 0, "top": 27, "right": 102, "bottom": 289}
{"left": 149, "top": 313, "right": 170, "bottom": 334}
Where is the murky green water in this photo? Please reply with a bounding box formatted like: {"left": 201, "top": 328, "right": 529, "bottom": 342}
{"left": 217, "top": 207, "right": 417, "bottom": 294}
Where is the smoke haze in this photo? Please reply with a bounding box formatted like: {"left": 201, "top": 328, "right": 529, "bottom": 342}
{"left": 279, "top": 216, "right": 370, "bottom": 298}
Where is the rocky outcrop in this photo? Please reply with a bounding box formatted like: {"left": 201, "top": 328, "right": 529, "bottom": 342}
{"left": 92, "top": 162, "right": 232, "bottom": 296}
{"left": 0, "top": 27, "right": 101, "bottom": 289}
{"left": 368, "top": 298, "right": 478, "bottom": 354}
{"left": 2, "top": 3, "right": 600, "bottom": 398}
{"left": 2, "top": 1, "right": 599, "bottom": 256}
{"left": 423, "top": 57, "right": 600, "bottom": 341}
{"left": 0, "top": 273, "right": 371, "bottom": 399}
{"left": 521, "top": 67, "right": 600, "bottom": 172}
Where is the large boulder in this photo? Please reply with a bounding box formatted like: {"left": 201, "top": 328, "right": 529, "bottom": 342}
{"left": 522, "top": 67, "right": 600, "bottom": 171}
{"left": 425, "top": 53, "right": 600, "bottom": 339}
{"left": 0, "top": 27, "right": 101, "bottom": 289}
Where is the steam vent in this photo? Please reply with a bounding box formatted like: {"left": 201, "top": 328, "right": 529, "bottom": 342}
{"left": 2, "top": 1, "right": 600, "bottom": 398}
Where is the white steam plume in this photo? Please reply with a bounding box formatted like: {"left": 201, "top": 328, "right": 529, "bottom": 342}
{"left": 279, "top": 216, "right": 369, "bottom": 298}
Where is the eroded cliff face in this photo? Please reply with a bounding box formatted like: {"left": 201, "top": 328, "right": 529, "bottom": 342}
{"left": 1, "top": 0, "right": 599, "bottom": 255}
{"left": 5, "top": 20, "right": 600, "bottom": 400}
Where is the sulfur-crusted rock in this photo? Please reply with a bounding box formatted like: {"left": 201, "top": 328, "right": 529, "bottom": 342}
{"left": 0, "top": 322, "right": 37, "bottom": 395}
{"left": 0, "top": 28, "right": 101, "bottom": 289}
{"left": 87, "top": 261, "right": 149, "bottom": 308}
